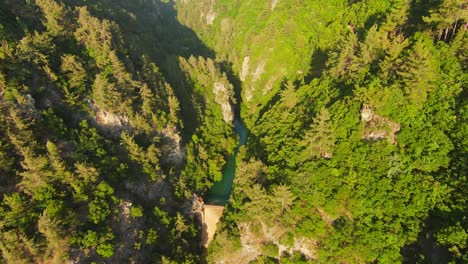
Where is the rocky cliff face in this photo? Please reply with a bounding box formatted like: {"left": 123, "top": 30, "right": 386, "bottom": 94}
{"left": 175, "top": 0, "right": 330, "bottom": 126}
{"left": 159, "top": 125, "right": 185, "bottom": 165}
{"left": 271, "top": 0, "right": 279, "bottom": 10}
{"left": 95, "top": 109, "right": 130, "bottom": 131}
{"left": 210, "top": 221, "right": 316, "bottom": 263}
{"left": 213, "top": 82, "right": 234, "bottom": 123}
{"left": 179, "top": 56, "right": 236, "bottom": 125}
{"left": 361, "top": 105, "right": 401, "bottom": 144}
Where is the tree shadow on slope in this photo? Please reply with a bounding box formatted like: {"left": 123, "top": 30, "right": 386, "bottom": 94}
{"left": 402, "top": 0, "right": 434, "bottom": 38}
{"left": 304, "top": 48, "right": 329, "bottom": 83}
{"left": 400, "top": 212, "right": 451, "bottom": 264}
{"left": 68, "top": 0, "right": 218, "bottom": 138}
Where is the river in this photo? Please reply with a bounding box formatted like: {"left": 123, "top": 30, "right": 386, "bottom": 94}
{"left": 205, "top": 119, "right": 248, "bottom": 205}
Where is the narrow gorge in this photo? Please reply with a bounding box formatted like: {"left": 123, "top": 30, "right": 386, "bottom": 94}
{"left": 0, "top": 0, "right": 465, "bottom": 263}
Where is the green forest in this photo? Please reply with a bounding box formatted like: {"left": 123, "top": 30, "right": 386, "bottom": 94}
{"left": 0, "top": 0, "right": 466, "bottom": 263}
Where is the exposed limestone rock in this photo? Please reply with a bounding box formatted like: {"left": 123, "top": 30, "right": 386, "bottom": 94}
{"left": 124, "top": 179, "right": 172, "bottom": 202}
{"left": 159, "top": 125, "right": 185, "bottom": 165}
{"left": 291, "top": 237, "right": 316, "bottom": 259}
{"left": 245, "top": 87, "right": 253, "bottom": 101}
{"left": 240, "top": 56, "right": 250, "bottom": 81}
{"left": 206, "top": 0, "right": 216, "bottom": 25}
{"left": 213, "top": 82, "right": 234, "bottom": 123}
{"left": 263, "top": 78, "right": 275, "bottom": 95}
{"left": 361, "top": 105, "right": 374, "bottom": 121}
{"left": 317, "top": 207, "right": 335, "bottom": 227}
{"left": 190, "top": 194, "right": 204, "bottom": 214}
{"left": 206, "top": 12, "right": 216, "bottom": 25}
{"left": 205, "top": 0, "right": 216, "bottom": 25}
{"left": 95, "top": 109, "right": 130, "bottom": 128}
{"left": 368, "top": 130, "right": 387, "bottom": 140}
{"left": 121, "top": 201, "right": 132, "bottom": 217}
{"left": 321, "top": 151, "right": 333, "bottom": 159}
{"left": 237, "top": 223, "right": 262, "bottom": 262}
{"left": 361, "top": 105, "right": 400, "bottom": 144}
{"left": 178, "top": 56, "right": 235, "bottom": 124}
{"left": 90, "top": 101, "right": 131, "bottom": 135}
{"left": 271, "top": 0, "right": 279, "bottom": 10}
{"left": 234, "top": 221, "right": 316, "bottom": 262}
{"left": 108, "top": 200, "right": 143, "bottom": 263}
{"left": 21, "top": 94, "right": 39, "bottom": 119}
{"left": 253, "top": 61, "right": 266, "bottom": 81}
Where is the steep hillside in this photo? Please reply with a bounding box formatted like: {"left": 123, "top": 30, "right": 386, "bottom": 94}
{"left": 176, "top": 0, "right": 467, "bottom": 263}
{"left": 0, "top": 0, "right": 466, "bottom": 263}
{"left": 176, "top": 0, "right": 409, "bottom": 127}
{"left": 0, "top": 0, "right": 237, "bottom": 262}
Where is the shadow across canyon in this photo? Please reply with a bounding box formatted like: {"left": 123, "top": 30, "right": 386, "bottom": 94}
{"left": 69, "top": 0, "right": 223, "bottom": 138}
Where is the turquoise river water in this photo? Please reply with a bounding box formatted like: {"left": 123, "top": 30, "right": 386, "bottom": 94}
{"left": 205, "top": 119, "right": 248, "bottom": 205}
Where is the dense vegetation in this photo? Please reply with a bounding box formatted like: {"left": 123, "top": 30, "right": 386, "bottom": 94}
{"left": 0, "top": 0, "right": 237, "bottom": 262}
{"left": 0, "top": 0, "right": 466, "bottom": 263}
{"left": 176, "top": 0, "right": 467, "bottom": 263}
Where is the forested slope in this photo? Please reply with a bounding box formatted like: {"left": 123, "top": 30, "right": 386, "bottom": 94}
{"left": 0, "top": 0, "right": 237, "bottom": 262}
{"left": 0, "top": 0, "right": 466, "bottom": 263}
{"left": 175, "top": 0, "right": 467, "bottom": 263}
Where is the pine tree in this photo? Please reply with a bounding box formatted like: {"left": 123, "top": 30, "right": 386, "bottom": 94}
{"left": 271, "top": 184, "right": 295, "bottom": 214}
{"left": 397, "top": 36, "right": 438, "bottom": 107}
{"left": 167, "top": 84, "right": 180, "bottom": 124}
{"left": 328, "top": 32, "right": 359, "bottom": 80}
{"left": 35, "top": 0, "right": 71, "bottom": 37}
{"left": 243, "top": 184, "right": 272, "bottom": 221}
{"left": 46, "top": 141, "right": 73, "bottom": 184}
{"left": 60, "top": 54, "right": 87, "bottom": 105}
{"left": 92, "top": 73, "right": 126, "bottom": 112}
{"left": 0, "top": 139, "right": 14, "bottom": 174}
{"left": 139, "top": 83, "right": 155, "bottom": 116}
{"left": 120, "top": 132, "right": 144, "bottom": 162}
{"left": 37, "top": 211, "right": 68, "bottom": 263}
{"left": 71, "top": 162, "right": 99, "bottom": 202}
{"left": 74, "top": 162, "right": 99, "bottom": 183}
{"left": 302, "top": 108, "right": 335, "bottom": 159}
{"left": 16, "top": 31, "right": 54, "bottom": 65}
{"left": 0, "top": 230, "right": 39, "bottom": 263}
{"left": 17, "top": 146, "right": 51, "bottom": 195}
{"left": 423, "top": 0, "right": 467, "bottom": 42}
{"left": 281, "top": 81, "right": 298, "bottom": 109}
{"left": 74, "top": 6, "right": 113, "bottom": 68}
